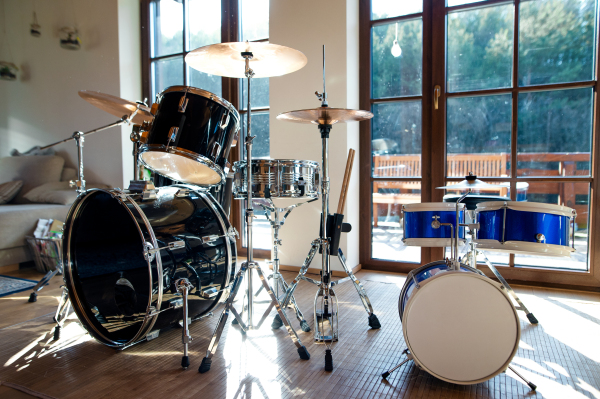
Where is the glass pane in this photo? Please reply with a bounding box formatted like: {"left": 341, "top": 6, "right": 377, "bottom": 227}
{"left": 372, "top": 19, "right": 423, "bottom": 98}
{"left": 188, "top": 67, "right": 222, "bottom": 97}
{"left": 517, "top": 88, "right": 592, "bottom": 177}
{"left": 371, "top": 0, "right": 422, "bottom": 20}
{"left": 447, "top": 94, "right": 511, "bottom": 177}
{"left": 372, "top": 101, "right": 422, "bottom": 177}
{"left": 241, "top": 78, "right": 269, "bottom": 110}
{"left": 372, "top": 181, "right": 421, "bottom": 263}
{"left": 514, "top": 183, "right": 589, "bottom": 271}
{"left": 240, "top": 0, "right": 269, "bottom": 42}
{"left": 447, "top": 4, "right": 513, "bottom": 92}
{"left": 188, "top": 0, "right": 221, "bottom": 50}
{"left": 519, "top": 0, "right": 596, "bottom": 86}
{"left": 241, "top": 199, "right": 271, "bottom": 250}
{"left": 151, "top": 56, "right": 183, "bottom": 101}
{"left": 447, "top": 0, "right": 487, "bottom": 6}
{"left": 150, "top": 0, "right": 183, "bottom": 58}
{"left": 241, "top": 112, "right": 270, "bottom": 159}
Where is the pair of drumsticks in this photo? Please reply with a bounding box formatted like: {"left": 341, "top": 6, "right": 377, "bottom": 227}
{"left": 337, "top": 149, "right": 356, "bottom": 215}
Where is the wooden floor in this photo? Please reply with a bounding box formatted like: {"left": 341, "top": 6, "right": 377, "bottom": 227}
{"left": 0, "top": 265, "right": 599, "bottom": 399}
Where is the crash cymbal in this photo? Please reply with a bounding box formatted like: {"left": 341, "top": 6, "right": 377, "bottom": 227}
{"left": 79, "top": 90, "right": 153, "bottom": 125}
{"left": 185, "top": 42, "right": 307, "bottom": 78}
{"left": 276, "top": 107, "right": 374, "bottom": 125}
{"left": 437, "top": 173, "right": 500, "bottom": 190}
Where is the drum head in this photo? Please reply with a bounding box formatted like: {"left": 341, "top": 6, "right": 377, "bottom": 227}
{"left": 403, "top": 272, "right": 519, "bottom": 384}
{"left": 140, "top": 151, "right": 223, "bottom": 186}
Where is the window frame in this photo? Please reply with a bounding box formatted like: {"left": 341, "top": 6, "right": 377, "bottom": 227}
{"left": 359, "top": 0, "right": 600, "bottom": 290}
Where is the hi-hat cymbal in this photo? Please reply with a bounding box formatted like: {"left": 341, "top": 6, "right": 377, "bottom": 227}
{"left": 185, "top": 42, "right": 307, "bottom": 78}
{"left": 437, "top": 173, "right": 500, "bottom": 190}
{"left": 277, "top": 107, "right": 374, "bottom": 125}
{"left": 79, "top": 90, "right": 153, "bottom": 125}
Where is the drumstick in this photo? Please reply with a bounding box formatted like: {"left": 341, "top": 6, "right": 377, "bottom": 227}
{"left": 337, "top": 149, "right": 356, "bottom": 215}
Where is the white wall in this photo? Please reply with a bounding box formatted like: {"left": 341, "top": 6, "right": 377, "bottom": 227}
{"left": 270, "top": 0, "right": 361, "bottom": 271}
{"left": 0, "top": 0, "right": 140, "bottom": 188}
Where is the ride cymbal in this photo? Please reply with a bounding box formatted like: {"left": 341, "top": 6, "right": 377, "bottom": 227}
{"left": 79, "top": 90, "right": 153, "bottom": 125}
{"left": 437, "top": 173, "right": 500, "bottom": 190}
{"left": 276, "top": 107, "right": 374, "bottom": 125}
{"left": 185, "top": 42, "right": 307, "bottom": 78}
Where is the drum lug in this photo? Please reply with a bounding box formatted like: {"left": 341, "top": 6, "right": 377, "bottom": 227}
{"left": 535, "top": 233, "right": 546, "bottom": 243}
{"left": 211, "top": 142, "right": 222, "bottom": 158}
{"left": 175, "top": 188, "right": 190, "bottom": 198}
{"left": 178, "top": 97, "right": 188, "bottom": 113}
{"left": 145, "top": 240, "right": 185, "bottom": 259}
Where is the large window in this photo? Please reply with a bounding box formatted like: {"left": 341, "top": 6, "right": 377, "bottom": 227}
{"left": 360, "top": 0, "right": 600, "bottom": 284}
{"left": 142, "top": 0, "right": 272, "bottom": 255}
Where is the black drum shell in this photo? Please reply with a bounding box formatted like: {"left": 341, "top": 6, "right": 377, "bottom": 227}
{"left": 62, "top": 185, "right": 237, "bottom": 347}
{"left": 140, "top": 86, "right": 239, "bottom": 186}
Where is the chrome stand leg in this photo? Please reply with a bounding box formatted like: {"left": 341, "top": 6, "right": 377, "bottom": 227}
{"left": 382, "top": 348, "right": 412, "bottom": 379}
{"left": 508, "top": 365, "right": 537, "bottom": 391}
{"left": 481, "top": 253, "right": 538, "bottom": 324}
{"left": 52, "top": 286, "right": 71, "bottom": 341}
{"left": 176, "top": 278, "right": 193, "bottom": 369}
{"left": 336, "top": 248, "right": 380, "bottom": 329}
{"left": 29, "top": 268, "right": 61, "bottom": 303}
{"left": 278, "top": 240, "right": 320, "bottom": 310}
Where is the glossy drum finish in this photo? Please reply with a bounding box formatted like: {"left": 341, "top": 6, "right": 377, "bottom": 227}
{"left": 62, "top": 186, "right": 237, "bottom": 348}
{"left": 233, "top": 159, "right": 320, "bottom": 199}
{"left": 475, "top": 201, "right": 575, "bottom": 257}
{"left": 402, "top": 203, "right": 465, "bottom": 247}
{"left": 139, "top": 86, "right": 240, "bottom": 187}
{"left": 399, "top": 261, "right": 520, "bottom": 385}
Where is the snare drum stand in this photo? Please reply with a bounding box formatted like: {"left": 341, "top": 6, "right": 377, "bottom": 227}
{"left": 198, "top": 52, "right": 310, "bottom": 374}
{"left": 254, "top": 198, "right": 317, "bottom": 333}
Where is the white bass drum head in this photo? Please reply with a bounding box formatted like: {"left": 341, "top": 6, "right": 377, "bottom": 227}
{"left": 403, "top": 271, "right": 520, "bottom": 384}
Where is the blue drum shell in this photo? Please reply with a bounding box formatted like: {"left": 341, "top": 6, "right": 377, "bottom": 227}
{"left": 404, "top": 210, "right": 465, "bottom": 240}
{"left": 478, "top": 209, "right": 570, "bottom": 246}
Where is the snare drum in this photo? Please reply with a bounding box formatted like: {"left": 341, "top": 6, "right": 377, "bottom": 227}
{"left": 233, "top": 159, "right": 320, "bottom": 199}
{"left": 399, "top": 261, "right": 520, "bottom": 384}
{"left": 402, "top": 203, "right": 465, "bottom": 247}
{"left": 475, "top": 201, "right": 576, "bottom": 257}
{"left": 139, "top": 86, "right": 240, "bottom": 187}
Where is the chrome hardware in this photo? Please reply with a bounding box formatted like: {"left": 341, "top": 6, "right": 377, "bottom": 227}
{"left": 170, "top": 298, "right": 184, "bottom": 309}
{"left": 201, "top": 227, "right": 238, "bottom": 243}
{"left": 220, "top": 110, "right": 230, "bottom": 129}
{"left": 175, "top": 189, "right": 190, "bottom": 198}
{"left": 168, "top": 127, "right": 179, "bottom": 143}
{"left": 535, "top": 233, "right": 546, "bottom": 243}
{"left": 211, "top": 142, "right": 222, "bottom": 158}
{"left": 431, "top": 215, "right": 441, "bottom": 229}
{"left": 178, "top": 96, "right": 188, "bottom": 113}
{"left": 146, "top": 330, "right": 159, "bottom": 341}
{"left": 145, "top": 240, "right": 185, "bottom": 258}
{"left": 144, "top": 242, "right": 155, "bottom": 262}
{"left": 199, "top": 287, "right": 219, "bottom": 299}
{"left": 434, "top": 85, "right": 441, "bottom": 109}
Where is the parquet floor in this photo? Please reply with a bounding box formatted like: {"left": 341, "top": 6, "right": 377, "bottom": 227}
{"left": 0, "top": 265, "right": 599, "bottom": 399}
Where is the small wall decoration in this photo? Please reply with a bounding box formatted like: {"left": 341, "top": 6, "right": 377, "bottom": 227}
{"left": 0, "top": 61, "right": 18, "bottom": 81}
{"left": 59, "top": 27, "right": 81, "bottom": 50}
{"left": 30, "top": 12, "right": 41, "bottom": 37}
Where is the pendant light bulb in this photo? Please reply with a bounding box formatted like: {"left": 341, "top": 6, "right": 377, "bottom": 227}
{"left": 391, "top": 22, "right": 402, "bottom": 58}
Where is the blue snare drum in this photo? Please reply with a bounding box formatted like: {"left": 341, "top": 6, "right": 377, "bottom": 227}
{"left": 402, "top": 203, "right": 466, "bottom": 247}
{"left": 475, "top": 201, "right": 576, "bottom": 257}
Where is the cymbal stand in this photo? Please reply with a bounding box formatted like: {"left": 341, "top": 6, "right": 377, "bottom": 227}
{"left": 254, "top": 197, "right": 317, "bottom": 333}
{"left": 198, "top": 52, "right": 310, "bottom": 374}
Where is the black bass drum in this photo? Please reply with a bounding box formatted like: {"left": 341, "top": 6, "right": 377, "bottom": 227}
{"left": 62, "top": 185, "right": 237, "bottom": 348}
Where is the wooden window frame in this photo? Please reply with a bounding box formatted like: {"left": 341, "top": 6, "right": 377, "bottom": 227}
{"left": 140, "top": 0, "right": 269, "bottom": 259}
{"left": 359, "top": 0, "right": 600, "bottom": 291}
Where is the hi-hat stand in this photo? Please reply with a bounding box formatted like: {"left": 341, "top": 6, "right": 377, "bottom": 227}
{"left": 254, "top": 198, "right": 317, "bottom": 332}
{"left": 197, "top": 49, "right": 310, "bottom": 374}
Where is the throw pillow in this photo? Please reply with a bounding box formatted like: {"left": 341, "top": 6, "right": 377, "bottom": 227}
{"left": 0, "top": 180, "right": 23, "bottom": 204}
{"left": 0, "top": 155, "right": 65, "bottom": 204}
{"left": 23, "top": 181, "right": 110, "bottom": 205}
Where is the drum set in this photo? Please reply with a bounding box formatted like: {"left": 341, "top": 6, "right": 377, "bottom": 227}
{"left": 28, "top": 38, "right": 578, "bottom": 390}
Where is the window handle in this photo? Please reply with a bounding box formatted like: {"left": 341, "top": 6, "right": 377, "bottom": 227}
{"left": 434, "top": 85, "right": 441, "bottom": 110}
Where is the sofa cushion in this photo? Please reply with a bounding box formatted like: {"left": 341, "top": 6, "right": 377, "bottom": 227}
{"left": 23, "top": 181, "right": 110, "bottom": 205}
{"left": 0, "top": 203, "right": 70, "bottom": 250}
{"left": 0, "top": 156, "right": 65, "bottom": 204}
{"left": 61, "top": 167, "right": 77, "bottom": 182}
{"left": 0, "top": 181, "right": 23, "bottom": 204}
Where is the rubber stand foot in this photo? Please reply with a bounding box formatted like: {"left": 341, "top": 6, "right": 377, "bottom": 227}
{"left": 528, "top": 382, "right": 537, "bottom": 391}
{"left": 526, "top": 313, "right": 539, "bottom": 324}
{"left": 181, "top": 356, "right": 190, "bottom": 369}
{"left": 28, "top": 292, "right": 37, "bottom": 303}
{"left": 300, "top": 320, "right": 311, "bottom": 332}
{"left": 381, "top": 372, "right": 390, "bottom": 379}
{"left": 368, "top": 313, "right": 381, "bottom": 329}
{"left": 271, "top": 314, "right": 283, "bottom": 329}
{"left": 231, "top": 318, "right": 239, "bottom": 325}
{"left": 53, "top": 326, "right": 61, "bottom": 341}
{"left": 297, "top": 346, "right": 310, "bottom": 360}
{"left": 324, "top": 349, "right": 333, "bottom": 372}
{"left": 198, "top": 357, "right": 212, "bottom": 373}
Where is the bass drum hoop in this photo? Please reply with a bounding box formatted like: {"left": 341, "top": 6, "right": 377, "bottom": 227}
{"left": 401, "top": 267, "right": 520, "bottom": 385}
{"left": 138, "top": 144, "right": 227, "bottom": 187}
{"left": 62, "top": 189, "right": 164, "bottom": 348}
